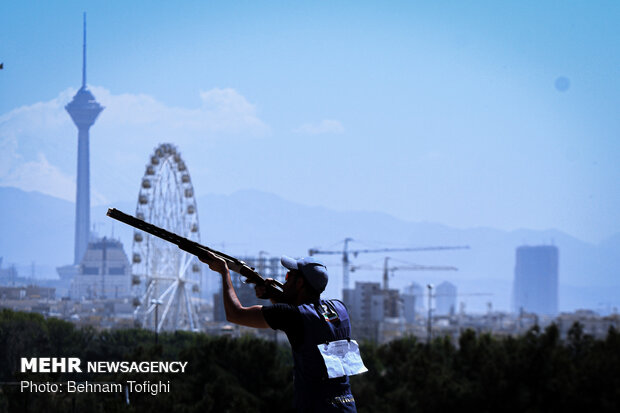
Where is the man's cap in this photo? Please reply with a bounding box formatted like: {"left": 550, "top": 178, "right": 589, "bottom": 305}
{"left": 281, "top": 256, "right": 329, "bottom": 293}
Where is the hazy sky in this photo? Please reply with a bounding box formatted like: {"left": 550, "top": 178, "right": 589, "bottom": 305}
{"left": 1, "top": 0, "right": 619, "bottom": 244}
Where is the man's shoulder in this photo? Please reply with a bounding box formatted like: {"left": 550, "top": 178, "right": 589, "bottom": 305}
{"left": 262, "top": 303, "right": 301, "bottom": 321}
{"left": 321, "top": 298, "right": 349, "bottom": 313}
{"left": 262, "top": 303, "right": 302, "bottom": 332}
{"left": 264, "top": 299, "right": 349, "bottom": 318}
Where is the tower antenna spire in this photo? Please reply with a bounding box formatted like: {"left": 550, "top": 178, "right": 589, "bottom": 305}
{"left": 82, "top": 12, "right": 87, "bottom": 89}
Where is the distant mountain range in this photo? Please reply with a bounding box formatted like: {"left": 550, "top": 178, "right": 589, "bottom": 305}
{"left": 1, "top": 186, "right": 619, "bottom": 313}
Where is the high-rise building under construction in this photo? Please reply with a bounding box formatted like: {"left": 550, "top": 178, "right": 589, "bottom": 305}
{"left": 512, "top": 245, "right": 559, "bottom": 315}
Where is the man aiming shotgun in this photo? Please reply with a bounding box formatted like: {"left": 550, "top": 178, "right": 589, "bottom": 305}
{"left": 106, "top": 208, "right": 366, "bottom": 412}
{"left": 201, "top": 251, "right": 366, "bottom": 412}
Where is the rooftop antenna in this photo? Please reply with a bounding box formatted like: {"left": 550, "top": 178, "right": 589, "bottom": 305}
{"left": 82, "top": 12, "right": 87, "bottom": 89}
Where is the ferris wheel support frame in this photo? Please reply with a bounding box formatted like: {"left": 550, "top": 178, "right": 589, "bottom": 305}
{"left": 131, "top": 143, "right": 203, "bottom": 332}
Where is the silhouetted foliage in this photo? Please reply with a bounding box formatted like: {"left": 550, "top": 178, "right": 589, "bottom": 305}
{"left": 0, "top": 309, "right": 619, "bottom": 412}
{"left": 351, "top": 323, "right": 620, "bottom": 413}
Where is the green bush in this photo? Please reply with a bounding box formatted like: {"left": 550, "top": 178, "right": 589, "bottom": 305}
{"left": 1, "top": 309, "right": 618, "bottom": 412}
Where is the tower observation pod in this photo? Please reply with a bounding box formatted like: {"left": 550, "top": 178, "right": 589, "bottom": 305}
{"left": 65, "top": 12, "right": 104, "bottom": 264}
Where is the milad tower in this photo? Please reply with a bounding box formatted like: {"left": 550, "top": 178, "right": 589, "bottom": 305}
{"left": 65, "top": 13, "right": 104, "bottom": 264}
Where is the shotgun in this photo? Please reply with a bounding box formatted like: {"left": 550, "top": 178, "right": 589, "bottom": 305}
{"left": 106, "top": 208, "right": 284, "bottom": 298}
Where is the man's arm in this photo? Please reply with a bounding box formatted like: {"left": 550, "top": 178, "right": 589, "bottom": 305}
{"left": 201, "top": 251, "right": 270, "bottom": 329}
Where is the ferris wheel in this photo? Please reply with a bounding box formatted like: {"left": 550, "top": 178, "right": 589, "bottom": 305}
{"left": 131, "top": 143, "right": 202, "bottom": 332}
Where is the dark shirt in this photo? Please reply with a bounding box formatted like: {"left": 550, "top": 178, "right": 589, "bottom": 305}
{"left": 262, "top": 303, "right": 305, "bottom": 347}
{"left": 262, "top": 300, "right": 357, "bottom": 413}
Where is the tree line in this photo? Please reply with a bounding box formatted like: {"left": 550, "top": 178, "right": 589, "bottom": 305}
{"left": 0, "top": 309, "right": 618, "bottom": 412}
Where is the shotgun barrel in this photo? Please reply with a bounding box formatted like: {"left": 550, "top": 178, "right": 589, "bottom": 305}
{"left": 106, "top": 208, "right": 284, "bottom": 297}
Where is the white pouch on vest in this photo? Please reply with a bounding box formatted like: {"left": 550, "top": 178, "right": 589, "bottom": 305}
{"left": 317, "top": 339, "right": 368, "bottom": 378}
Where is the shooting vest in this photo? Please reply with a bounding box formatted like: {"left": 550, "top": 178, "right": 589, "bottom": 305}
{"left": 292, "top": 299, "right": 357, "bottom": 412}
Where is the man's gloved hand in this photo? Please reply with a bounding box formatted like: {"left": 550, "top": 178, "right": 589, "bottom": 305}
{"left": 255, "top": 278, "right": 281, "bottom": 302}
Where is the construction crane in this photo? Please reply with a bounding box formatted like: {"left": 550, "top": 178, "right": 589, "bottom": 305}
{"left": 308, "top": 238, "right": 469, "bottom": 290}
{"left": 350, "top": 256, "right": 458, "bottom": 290}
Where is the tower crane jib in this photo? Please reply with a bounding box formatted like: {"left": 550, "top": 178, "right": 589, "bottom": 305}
{"left": 309, "top": 239, "right": 469, "bottom": 291}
